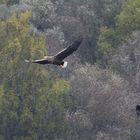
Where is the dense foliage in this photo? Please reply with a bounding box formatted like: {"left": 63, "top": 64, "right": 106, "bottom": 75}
{"left": 0, "top": 0, "right": 140, "bottom": 140}
{"left": 0, "top": 11, "right": 70, "bottom": 140}
{"left": 97, "top": 0, "right": 140, "bottom": 66}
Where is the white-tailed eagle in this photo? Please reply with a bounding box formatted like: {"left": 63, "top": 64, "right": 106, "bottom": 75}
{"left": 25, "top": 38, "right": 83, "bottom": 68}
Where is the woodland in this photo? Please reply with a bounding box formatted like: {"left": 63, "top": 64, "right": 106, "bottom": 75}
{"left": 0, "top": 0, "right": 140, "bottom": 140}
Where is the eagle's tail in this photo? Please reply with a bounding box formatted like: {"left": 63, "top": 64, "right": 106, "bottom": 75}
{"left": 62, "top": 61, "right": 68, "bottom": 68}
{"left": 24, "top": 59, "right": 37, "bottom": 63}
{"left": 24, "top": 59, "right": 30, "bottom": 63}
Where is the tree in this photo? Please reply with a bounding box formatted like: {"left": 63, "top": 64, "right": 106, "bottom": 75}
{"left": 96, "top": 0, "right": 140, "bottom": 67}
{"left": 117, "top": 0, "right": 140, "bottom": 36}
{"left": 0, "top": 11, "right": 70, "bottom": 140}
{"left": 67, "top": 64, "right": 135, "bottom": 140}
{"left": 96, "top": 26, "right": 121, "bottom": 67}
{"left": 29, "top": 0, "right": 123, "bottom": 63}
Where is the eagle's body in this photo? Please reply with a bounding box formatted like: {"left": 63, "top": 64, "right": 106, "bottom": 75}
{"left": 25, "top": 39, "right": 82, "bottom": 68}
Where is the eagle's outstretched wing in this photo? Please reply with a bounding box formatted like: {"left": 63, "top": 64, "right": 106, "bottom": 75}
{"left": 24, "top": 58, "right": 51, "bottom": 64}
{"left": 54, "top": 39, "right": 82, "bottom": 61}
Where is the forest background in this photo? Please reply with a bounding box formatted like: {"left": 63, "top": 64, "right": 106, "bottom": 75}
{"left": 0, "top": 0, "right": 140, "bottom": 140}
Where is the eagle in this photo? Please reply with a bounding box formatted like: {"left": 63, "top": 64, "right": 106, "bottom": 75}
{"left": 25, "top": 38, "right": 83, "bottom": 68}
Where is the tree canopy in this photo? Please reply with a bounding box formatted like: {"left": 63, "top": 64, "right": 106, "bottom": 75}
{"left": 97, "top": 0, "right": 140, "bottom": 66}
{"left": 0, "top": 11, "right": 71, "bottom": 140}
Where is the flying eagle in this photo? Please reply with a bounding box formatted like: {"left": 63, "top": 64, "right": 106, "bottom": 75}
{"left": 25, "top": 38, "right": 82, "bottom": 68}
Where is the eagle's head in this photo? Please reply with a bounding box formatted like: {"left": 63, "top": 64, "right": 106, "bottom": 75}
{"left": 60, "top": 61, "right": 68, "bottom": 68}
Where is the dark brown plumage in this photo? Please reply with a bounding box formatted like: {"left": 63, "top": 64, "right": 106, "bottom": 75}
{"left": 25, "top": 38, "right": 83, "bottom": 68}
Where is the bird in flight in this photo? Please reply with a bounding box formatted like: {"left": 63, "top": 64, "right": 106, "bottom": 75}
{"left": 24, "top": 38, "right": 83, "bottom": 68}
